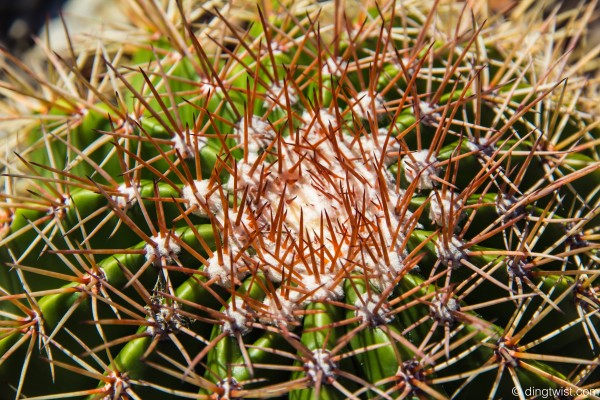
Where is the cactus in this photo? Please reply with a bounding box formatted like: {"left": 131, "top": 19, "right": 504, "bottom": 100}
{"left": 1, "top": 0, "right": 600, "bottom": 398}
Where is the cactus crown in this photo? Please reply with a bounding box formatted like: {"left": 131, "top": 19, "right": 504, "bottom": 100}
{"left": 1, "top": 0, "right": 600, "bottom": 399}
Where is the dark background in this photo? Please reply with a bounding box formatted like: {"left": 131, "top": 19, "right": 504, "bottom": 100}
{"left": 0, "top": 0, "right": 68, "bottom": 55}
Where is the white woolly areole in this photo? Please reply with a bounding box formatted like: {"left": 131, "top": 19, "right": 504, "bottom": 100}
{"left": 206, "top": 253, "right": 248, "bottom": 288}
{"left": 496, "top": 193, "right": 524, "bottom": 220}
{"left": 280, "top": 175, "right": 339, "bottom": 233}
{"left": 466, "top": 136, "right": 493, "bottom": 153}
{"left": 435, "top": 235, "right": 465, "bottom": 269}
{"left": 419, "top": 101, "right": 437, "bottom": 115}
{"left": 306, "top": 349, "right": 336, "bottom": 382}
{"left": 465, "top": 140, "right": 480, "bottom": 153}
{"left": 222, "top": 298, "right": 252, "bottom": 335}
{"left": 145, "top": 235, "right": 181, "bottom": 262}
{"left": 506, "top": 257, "right": 530, "bottom": 278}
{"left": 220, "top": 99, "right": 417, "bottom": 309}
{"left": 383, "top": 251, "right": 405, "bottom": 274}
{"left": 235, "top": 116, "right": 273, "bottom": 163}
{"left": 113, "top": 184, "right": 137, "bottom": 209}
{"left": 183, "top": 180, "right": 223, "bottom": 217}
{"left": 48, "top": 195, "right": 71, "bottom": 218}
{"left": 359, "top": 134, "right": 378, "bottom": 158}
{"left": 227, "top": 227, "right": 250, "bottom": 258}
{"left": 302, "top": 109, "right": 339, "bottom": 136}
{"left": 429, "top": 190, "right": 463, "bottom": 226}
{"left": 355, "top": 91, "right": 384, "bottom": 119}
{"left": 266, "top": 81, "right": 298, "bottom": 108}
{"left": 260, "top": 251, "right": 284, "bottom": 283}
{"left": 304, "top": 274, "right": 344, "bottom": 301}
{"left": 198, "top": 80, "right": 223, "bottom": 96}
{"left": 146, "top": 302, "right": 186, "bottom": 337}
{"left": 117, "top": 113, "right": 138, "bottom": 135}
{"left": 216, "top": 378, "right": 241, "bottom": 400}
{"left": 358, "top": 129, "right": 401, "bottom": 167}
{"left": 322, "top": 57, "right": 347, "bottom": 76}
{"left": 429, "top": 293, "right": 460, "bottom": 324}
{"left": 224, "top": 162, "right": 255, "bottom": 193}
{"left": 102, "top": 373, "right": 130, "bottom": 399}
{"left": 402, "top": 150, "right": 438, "bottom": 190}
{"left": 355, "top": 293, "right": 392, "bottom": 325}
{"left": 374, "top": 128, "right": 401, "bottom": 166}
{"left": 366, "top": 247, "right": 406, "bottom": 292}
{"left": 260, "top": 289, "right": 303, "bottom": 327}
{"left": 172, "top": 133, "right": 206, "bottom": 159}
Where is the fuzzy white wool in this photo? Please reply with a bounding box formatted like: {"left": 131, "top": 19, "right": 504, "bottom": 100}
{"left": 206, "top": 253, "right": 247, "bottom": 288}
{"left": 259, "top": 241, "right": 296, "bottom": 283}
{"left": 113, "top": 184, "right": 137, "bottom": 209}
{"left": 385, "top": 251, "right": 406, "bottom": 274}
{"left": 261, "top": 290, "right": 303, "bottom": 327}
{"left": 235, "top": 116, "right": 273, "bottom": 163}
{"left": 260, "top": 252, "right": 283, "bottom": 283}
{"left": 359, "top": 130, "right": 400, "bottom": 167}
{"left": 322, "top": 57, "right": 347, "bottom": 76}
{"left": 224, "top": 162, "right": 256, "bottom": 192}
{"left": 144, "top": 235, "right": 181, "bottom": 262}
{"left": 226, "top": 231, "right": 245, "bottom": 256}
{"left": 216, "top": 378, "right": 241, "bottom": 399}
{"left": 283, "top": 178, "right": 336, "bottom": 232}
{"left": 302, "top": 109, "right": 339, "bottom": 135}
{"left": 429, "top": 190, "right": 463, "bottom": 226}
{"left": 358, "top": 135, "right": 377, "bottom": 158}
{"left": 304, "top": 274, "right": 343, "bottom": 301}
{"left": 386, "top": 189, "right": 418, "bottom": 231}
{"left": 335, "top": 138, "right": 373, "bottom": 183}
{"left": 221, "top": 100, "right": 416, "bottom": 307}
{"left": 429, "top": 294, "right": 460, "bottom": 324}
{"left": 172, "top": 133, "right": 206, "bottom": 159}
{"left": 435, "top": 235, "right": 465, "bottom": 269}
{"left": 402, "top": 150, "right": 438, "bottom": 190}
{"left": 262, "top": 239, "right": 294, "bottom": 262}
{"left": 368, "top": 251, "right": 405, "bottom": 291}
{"left": 355, "top": 293, "right": 392, "bottom": 325}
{"left": 419, "top": 101, "right": 436, "bottom": 115}
{"left": 306, "top": 349, "right": 336, "bottom": 381}
{"left": 373, "top": 128, "right": 401, "bottom": 166}
{"left": 183, "top": 180, "right": 223, "bottom": 217}
{"left": 222, "top": 298, "right": 252, "bottom": 335}
{"left": 355, "top": 91, "right": 384, "bottom": 119}
{"left": 266, "top": 81, "right": 298, "bottom": 108}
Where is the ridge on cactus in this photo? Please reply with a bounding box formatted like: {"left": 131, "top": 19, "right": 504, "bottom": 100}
{"left": 1, "top": 0, "right": 600, "bottom": 399}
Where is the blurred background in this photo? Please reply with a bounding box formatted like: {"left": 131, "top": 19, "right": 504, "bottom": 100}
{"left": 0, "top": 0, "right": 599, "bottom": 59}
{"left": 0, "top": 0, "right": 122, "bottom": 69}
{"left": 0, "top": 0, "right": 68, "bottom": 55}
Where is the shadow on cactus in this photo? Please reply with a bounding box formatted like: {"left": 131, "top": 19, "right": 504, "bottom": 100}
{"left": 1, "top": 0, "right": 600, "bottom": 398}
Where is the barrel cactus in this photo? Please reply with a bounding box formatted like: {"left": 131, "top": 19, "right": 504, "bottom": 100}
{"left": 1, "top": 0, "right": 599, "bottom": 398}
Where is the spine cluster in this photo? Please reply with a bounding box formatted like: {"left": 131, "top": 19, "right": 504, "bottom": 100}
{"left": 0, "top": 0, "right": 599, "bottom": 399}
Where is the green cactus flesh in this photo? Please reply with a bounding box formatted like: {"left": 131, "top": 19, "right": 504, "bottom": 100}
{"left": 1, "top": 1, "right": 599, "bottom": 399}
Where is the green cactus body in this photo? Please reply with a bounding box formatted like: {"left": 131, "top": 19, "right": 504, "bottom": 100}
{"left": 0, "top": 0, "right": 599, "bottom": 399}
